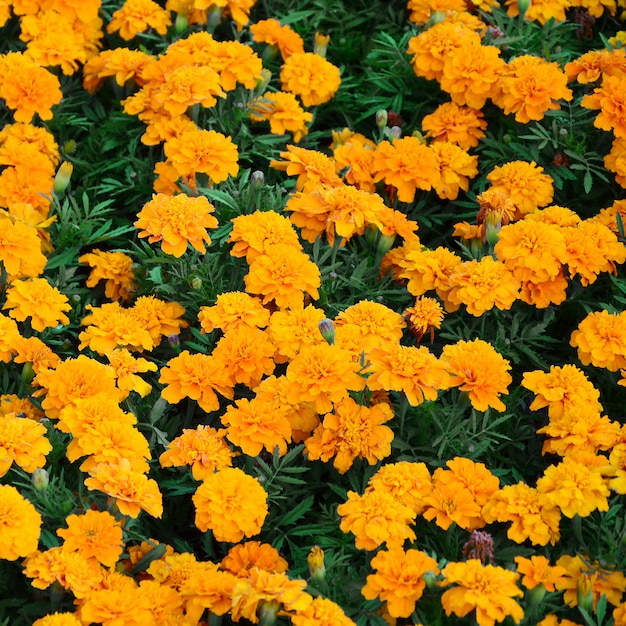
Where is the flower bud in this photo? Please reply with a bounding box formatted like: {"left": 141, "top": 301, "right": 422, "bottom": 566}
{"left": 54, "top": 161, "right": 73, "bottom": 194}
{"left": 428, "top": 10, "right": 446, "bottom": 25}
{"left": 388, "top": 125, "right": 402, "bottom": 140}
{"left": 318, "top": 319, "right": 335, "bottom": 345}
{"left": 191, "top": 277, "right": 203, "bottom": 290}
{"left": 256, "top": 68, "right": 272, "bottom": 92}
{"left": 31, "top": 468, "right": 49, "bottom": 492}
{"left": 484, "top": 212, "right": 502, "bottom": 248}
{"left": 377, "top": 232, "right": 396, "bottom": 255}
{"left": 205, "top": 6, "right": 223, "bottom": 32}
{"left": 576, "top": 574, "right": 593, "bottom": 613}
{"left": 314, "top": 33, "right": 330, "bottom": 57}
{"left": 21, "top": 362, "right": 35, "bottom": 386}
{"left": 517, "top": 0, "right": 531, "bottom": 17}
{"left": 307, "top": 546, "right": 326, "bottom": 583}
{"left": 375, "top": 109, "right": 388, "bottom": 129}
{"left": 168, "top": 334, "right": 181, "bottom": 352}
{"left": 63, "top": 139, "right": 77, "bottom": 155}
{"left": 251, "top": 170, "right": 265, "bottom": 188}
{"left": 174, "top": 13, "right": 188, "bottom": 33}
{"left": 258, "top": 600, "right": 279, "bottom": 626}
{"left": 526, "top": 584, "right": 547, "bottom": 606}
{"left": 423, "top": 570, "right": 438, "bottom": 589}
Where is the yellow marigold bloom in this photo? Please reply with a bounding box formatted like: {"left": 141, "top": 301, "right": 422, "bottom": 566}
{"left": 250, "top": 91, "right": 313, "bottom": 144}
{"left": 79, "top": 249, "right": 136, "bottom": 302}
{"left": 582, "top": 75, "right": 626, "bottom": 138}
{"left": 556, "top": 554, "right": 626, "bottom": 609}
{"left": 131, "top": 294, "right": 188, "bottom": 345}
{"left": 570, "top": 310, "right": 626, "bottom": 371}
{"left": 604, "top": 137, "right": 626, "bottom": 188}
{"left": 270, "top": 144, "right": 342, "bottom": 192}
{"left": 164, "top": 128, "right": 239, "bottom": 184}
{"left": 280, "top": 52, "right": 341, "bottom": 107}
{"left": 0, "top": 483, "right": 42, "bottom": 560}
{"left": 0, "top": 314, "right": 21, "bottom": 363}
{"left": 250, "top": 18, "right": 305, "bottom": 60}
{"left": 13, "top": 336, "right": 59, "bottom": 375}
{"left": 79, "top": 586, "right": 154, "bottom": 625}
{"left": 440, "top": 42, "right": 506, "bottom": 109}
{"left": 338, "top": 489, "right": 416, "bottom": 551}
{"left": 403, "top": 296, "right": 444, "bottom": 343}
{"left": 292, "top": 596, "right": 356, "bottom": 626}
{"left": 105, "top": 348, "right": 157, "bottom": 399}
{"left": 135, "top": 193, "right": 218, "bottom": 257}
{"left": 0, "top": 217, "right": 47, "bottom": 280}
{"left": 366, "top": 342, "right": 450, "bottom": 406}
{"left": 422, "top": 101, "right": 487, "bottom": 150}
{"left": 160, "top": 425, "right": 233, "bottom": 480}
{"left": 482, "top": 482, "right": 561, "bottom": 545}
{"left": 107, "top": 0, "right": 171, "bottom": 40}
{"left": 85, "top": 457, "right": 163, "bottom": 518}
{"left": 446, "top": 256, "right": 520, "bottom": 316}
{"left": 407, "top": 0, "right": 469, "bottom": 23}
{"left": 0, "top": 412, "right": 52, "bottom": 476}
{"left": 199, "top": 291, "right": 270, "bottom": 334}
{"left": 366, "top": 461, "right": 432, "bottom": 515}
{"left": 441, "top": 339, "right": 512, "bottom": 412}
{"left": 440, "top": 559, "right": 524, "bottom": 626}
{"left": 0, "top": 52, "right": 63, "bottom": 123}
{"left": 608, "top": 443, "right": 626, "bottom": 493}
{"left": 244, "top": 243, "right": 321, "bottom": 310}
{"left": 82, "top": 47, "right": 153, "bottom": 94}
{"left": 536, "top": 456, "right": 610, "bottom": 518}
{"left": 229, "top": 209, "right": 302, "bottom": 262}
{"left": 362, "top": 547, "right": 439, "bottom": 618}
{"left": 305, "top": 398, "right": 394, "bottom": 473}
{"left": 0, "top": 122, "right": 59, "bottom": 166}
{"left": 212, "top": 326, "right": 275, "bottom": 389}
{"left": 32, "top": 613, "right": 82, "bottom": 626}
{"left": 159, "top": 350, "right": 234, "bottom": 413}
{"left": 192, "top": 467, "right": 268, "bottom": 542}
{"left": 221, "top": 541, "right": 289, "bottom": 575}
{"left": 493, "top": 55, "right": 573, "bottom": 124}
{"left": 376, "top": 205, "right": 420, "bottom": 243}
{"left": 565, "top": 48, "right": 626, "bottom": 84}
{"left": 429, "top": 140, "right": 479, "bottom": 200}
{"left": 0, "top": 394, "right": 44, "bottom": 421}
{"left": 575, "top": 0, "right": 616, "bottom": 18}
{"left": 408, "top": 22, "right": 481, "bottom": 83}
{"left": 33, "top": 355, "right": 120, "bottom": 419}
{"left": 268, "top": 305, "right": 326, "bottom": 363}
{"left": 222, "top": 396, "right": 292, "bottom": 456}
{"left": 537, "top": 616, "right": 582, "bottom": 626}
{"left": 57, "top": 510, "right": 123, "bottom": 568}
{"left": 504, "top": 0, "right": 569, "bottom": 21}
{"left": 333, "top": 135, "right": 377, "bottom": 192}
{"left": 178, "top": 562, "right": 238, "bottom": 621}
{"left": 514, "top": 555, "right": 567, "bottom": 592}
{"left": 371, "top": 137, "right": 440, "bottom": 203}
{"left": 286, "top": 343, "right": 366, "bottom": 413}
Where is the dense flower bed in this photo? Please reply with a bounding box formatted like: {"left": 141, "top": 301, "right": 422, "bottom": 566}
{"left": 1, "top": 0, "right": 626, "bottom": 624}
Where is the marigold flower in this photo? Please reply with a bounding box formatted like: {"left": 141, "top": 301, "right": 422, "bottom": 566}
{"left": 305, "top": 398, "right": 394, "bottom": 473}
{"left": 107, "top": 0, "right": 172, "bottom": 40}
{"left": 565, "top": 48, "right": 626, "bottom": 84}
{"left": 131, "top": 295, "right": 188, "bottom": 344}
{"left": 0, "top": 394, "right": 44, "bottom": 421}
{"left": 82, "top": 47, "right": 153, "bottom": 94}
{"left": 280, "top": 52, "right": 341, "bottom": 107}
{"left": 221, "top": 541, "right": 289, "bottom": 575}
{"left": 291, "top": 596, "right": 356, "bottom": 626}
{"left": 85, "top": 458, "right": 163, "bottom": 518}
{"left": 79, "top": 586, "right": 154, "bottom": 625}
{"left": 178, "top": 562, "right": 238, "bottom": 621}
{"left": 582, "top": 75, "right": 626, "bottom": 138}
{"left": 199, "top": 292, "right": 270, "bottom": 335}
{"left": 332, "top": 134, "right": 377, "bottom": 192}
{"left": 504, "top": 0, "right": 569, "bottom": 22}
{"left": 32, "top": 613, "right": 82, "bottom": 626}
{"left": 268, "top": 305, "right": 326, "bottom": 363}
{"left": 250, "top": 91, "right": 313, "bottom": 143}
{"left": 0, "top": 483, "right": 42, "bottom": 560}
{"left": 362, "top": 548, "right": 439, "bottom": 618}
{"left": 0, "top": 217, "right": 47, "bottom": 280}
{"left": 422, "top": 101, "right": 488, "bottom": 150}
{"left": 429, "top": 140, "right": 479, "bottom": 200}
{"left": 337, "top": 489, "right": 416, "bottom": 551}
{"left": 440, "top": 559, "right": 524, "bottom": 626}
{"left": 57, "top": 510, "right": 123, "bottom": 568}
{"left": 286, "top": 343, "right": 366, "bottom": 413}
{"left": 403, "top": 296, "right": 444, "bottom": 343}
{"left": 79, "top": 249, "right": 136, "bottom": 301}
{"left": 192, "top": 467, "right": 268, "bottom": 542}
{"left": 164, "top": 128, "right": 239, "bottom": 184}
{"left": 570, "top": 310, "right": 626, "bottom": 371}
{"left": 159, "top": 350, "right": 234, "bottom": 413}
{"left": 250, "top": 18, "right": 305, "bottom": 60}
{"left": 270, "top": 144, "right": 342, "bottom": 192}
{"left": 515, "top": 555, "right": 568, "bottom": 592}
{"left": 105, "top": 348, "right": 157, "bottom": 399}
{"left": 0, "top": 412, "right": 52, "bottom": 477}
{"left": 371, "top": 137, "right": 440, "bottom": 203}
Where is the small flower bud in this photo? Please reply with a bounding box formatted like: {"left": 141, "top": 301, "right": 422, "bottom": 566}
{"left": 54, "top": 161, "right": 73, "bottom": 194}
{"left": 314, "top": 33, "right": 330, "bottom": 57}
{"left": 21, "top": 362, "right": 35, "bottom": 386}
{"left": 484, "top": 213, "right": 502, "bottom": 248}
{"left": 31, "top": 468, "right": 49, "bottom": 492}
{"left": 364, "top": 223, "right": 378, "bottom": 247}
{"left": 63, "top": 140, "right": 77, "bottom": 155}
{"left": 526, "top": 584, "right": 547, "bottom": 606}
{"left": 168, "top": 334, "right": 181, "bottom": 352}
{"left": 423, "top": 570, "right": 438, "bottom": 590}
{"left": 191, "top": 277, "right": 203, "bottom": 290}
{"left": 517, "top": 0, "right": 531, "bottom": 17}
{"left": 388, "top": 125, "right": 402, "bottom": 140}
{"left": 251, "top": 170, "right": 265, "bottom": 188}
{"left": 175, "top": 13, "right": 188, "bottom": 33}
{"left": 503, "top": 133, "right": 513, "bottom": 143}
{"left": 307, "top": 546, "right": 326, "bottom": 583}
{"left": 577, "top": 575, "right": 593, "bottom": 613}
{"left": 256, "top": 68, "right": 272, "bottom": 92}
{"left": 205, "top": 6, "right": 223, "bottom": 32}
{"left": 318, "top": 318, "right": 335, "bottom": 345}
{"left": 428, "top": 10, "right": 446, "bottom": 25}
{"left": 377, "top": 232, "right": 396, "bottom": 255}
{"left": 258, "top": 600, "right": 279, "bottom": 626}
{"left": 375, "top": 109, "right": 388, "bottom": 129}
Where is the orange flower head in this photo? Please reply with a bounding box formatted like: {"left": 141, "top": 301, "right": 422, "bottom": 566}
{"left": 429, "top": 140, "right": 479, "bottom": 200}
{"left": 332, "top": 134, "right": 377, "bottom": 192}
{"left": 250, "top": 91, "right": 313, "bottom": 143}
{"left": 422, "top": 101, "right": 488, "bottom": 150}
{"left": 514, "top": 555, "right": 568, "bottom": 592}
{"left": 582, "top": 75, "right": 626, "bottom": 139}
{"left": 250, "top": 19, "right": 305, "bottom": 60}
{"left": 270, "top": 144, "right": 342, "bottom": 192}
{"left": 82, "top": 47, "right": 153, "bottom": 94}
{"left": 268, "top": 305, "right": 326, "bottom": 362}
{"left": 291, "top": 596, "right": 356, "bottom": 626}
{"left": 221, "top": 541, "right": 289, "bottom": 576}
{"left": 396, "top": 245, "right": 462, "bottom": 299}
{"left": 0, "top": 217, "right": 47, "bottom": 280}
{"left": 366, "top": 461, "right": 432, "bottom": 515}
{"left": 504, "top": 0, "right": 569, "bottom": 22}
{"left": 280, "top": 52, "right": 341, "bottom": 107}
{"left": 131, "top": 294, "right": 188, "bottom": 344}
{"left": 199, "top": 291, "right": 270, "bottom": 334}
{"left": 0, "top": 484, "right": 42, "bottom": 560}
{"left": 106, "top": 0, "right": 172, "bottom": 40}
{"left": 565, "top": 48, "right": 626, "bottom": 84}
{"left": 79, "top": 249, "right": 136, "bottom": 301}
{"left": 0, "top": 412, "right": 52, "bottom": 477}
{"left": 570, "top": 310, "right": 626, "bottom": 371}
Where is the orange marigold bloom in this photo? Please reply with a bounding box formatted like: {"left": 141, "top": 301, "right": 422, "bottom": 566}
{"left": 221, "top": 541, "right": 289, "bottom": 576}
{"left": 441, "top": 339, "right": 512, "bottom": 412}
{"left": 13, "top": 335, "right": 60, "bottom": 374}
{"left": 82, "top": 47, "right": 153, "bottom": 94}
{"left": 446, "top": 256, "right": 520, "bottom": 316}
{"left": 371, "top": 137, "right": 440, "bottom": 203}
{"left": 250, "top": 91, "right": 313, "bottom": 143}
{"left": 79, "top": 249, "right": 136, "bottom": 302}
{"left": 570, "top": 310, "right": 626, "bottom": 371}
{"left": 440, "top": 42, "right": 506, "bottom": 109}
{"left": 504, "top": 0, "right": 569, "bottom": 22}
{"left": 366, "top": 461, "right": 432, "bottom": 515}
{"left": 536, "top": 456, "right": 610, "bottom": 518}
{"left": 270, "top": 144, "right": 342, "bottom": 192}
{"left": 429, "top": 140, "right": 479, "bottom": 200}
{"left": 604, "top": 137, "right": 626, "bottom": 188}
{"left": 135, "top": 193, "right": 218, "bottom": 257}
{"left": 106, "top": 348, "right": 157, "bottom": 399}
{"left": 250, "top": 19, "right": 305, "bottom": 60}
{"left": 440, "top": 560, "right": 524, "bottom": 626}
{"left": 0, "top": 412, "right": 52, "bottom": 477}
{"left": 267, "top": 305, "right": 325, "bottom": 363}
{"left": 0, "top": 394, "right": 44, "bottom": 421}
{"left": 337, "top": 489, "right": 416, "bottom": 551}
{"left": 565, "top": 48, "right": 626, "bottom": 84}
{"left": 192, "top": 467, "right": 268, "bottom": 542}
{"left": 178, "top": 562, "right": 238, "bottom": 621}
{"left": 304, "top": 398, "right": 394, "bottom": 474}
{"left": 280, "top": 52, "right": 341, "bottom": 107}
{"left": 131, "top": 294, "right": 188, "bottom": 345}
{"left": 0, "top": 122, "right": 59, "bottom": 166}
{"left": 159, "top": 350, "right": 234, "bottom": 413}
{"left": 85, "top": 457, "right": 163, "bottom": 518}
{"left": 57, "top": 510, "right": 123, "bottom": 568}
{"left": 164, "top": 128, "right": 239, "bottom": 184}
{"left": 582, "top": 75, "right": 626, "bottom": 138}
{"left": 493, "top": 55, "right": 573, "bottom": 123}
{"left": 221, "top": 396, "right": 292, "bottom": 456}
{"left": 332, "top": 134, "right": 377, "bottom": 192}
{"left": 403, "top": 296, "right": 444, "bottom": 343}
{"left": 32, "top": 613, "right": 82, "bottom": 626}
{"left": 292, "top": 596, "right": 356, "bottom": 626}
{"left": 78, "top": 586, "right": 153, "bottom": 626}
{"left": 285, "top": 343, "right": 366, "bottom": 413}
{"left": 515, "top": 555, "right": 567, "bottom": 592}
{"left": 0, "top": 52, "right": 63, "bottom": 123}
{"left": 199, "top": 291, "right": 270, "bottom": 334}
{"left": 107, "top": 0, "right": 172, "bottom": 40}
{"left": 366, "top": 342, "right": 450, "bottom": 406}
{"left": 3, "top": 277, "right": 70, "bottom": 332}
{"left": 0, "top": 315, "right": 21, "bottom": 363}
{"left": 362, "top": 548, "right": 439, "bottom": 618}
{"left": 160, "top": 425, "right": 233, "bottom": 480}
{"left": 244, "top": 243, "right": 321, "bottom": 310}
{"left": 0, "top": 483, "right": 42, "bottom": 560}
{"left": 0, "top": 217, "right": 47, "bottom": 280}
{"left": 422, "top": 101, "right": 487, "bottom": 150}
{"left": 482, "top": 482, "right": 561, "bottom": 545}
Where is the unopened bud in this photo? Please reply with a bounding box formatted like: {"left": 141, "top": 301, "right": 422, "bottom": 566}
{"left": 314, "top": 33, "right": 330, "bottom": 58}
{"left": 21, "top": 362, "right": 35, "bottom": 386}
{"left": 256, "top": 68, "right": 272, "bottom": 92}
{"left": 318, "top": 318, "right": 335, "bottom": 345}
{"left": 32, "top": 468, "right": 49, "bottom": 492}
{"left": 526, "top": 584, "right": 547, "bottom": 606}
{"left": 258, "top": 600, "right": 279, "bottom": 626}
{"left": 174, "top": 13, "right": 188, "bottom": 33}
{"left": 388, "top": 125, "right": 402, "bottom": 140}
{"left": 191, "top": 277, "right": 202, "bottom": 290}
{"left": 54, "top": 161, "right": 73, "bottom": 194}
{"left": 63, "top": 140, "right": 77, "bottom": 155}
{"left": 484, "top": 213, "right": 502, "bottom": 248}
{"left": 307, "top": 546, "right": 326, "bottom": 583}
{"left": 517, "top": 0, "right": 531, "bottom": 17}
{"left": 206, "top": 6, "right": 223, "bottom": 32}
{"left": 428, "top": 10, "right": 446, "bottom": 25}
{"left": 423, "top": 570, "right": 438, "bottom": 590}
{"left": 364, "top": 223, "right": 378, "bottom": 246}
{"left": 377, "top": 232, "right": 396, "bottom": 255}
{"left": 576, "top": 574, "right": 593, "bottom": 613}
{"left": 375, "top": 109, "right": 388, "bottom": 129}
{"left": 168, "top": 334, "right": 181, "bottom": 352}
{"left": 251, "top": 170, "right": 265, "bottom": 188}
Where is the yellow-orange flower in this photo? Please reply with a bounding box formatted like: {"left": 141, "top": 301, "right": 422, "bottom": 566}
{"left": 199, "top": 291, "right": 270, "bottom": 334}
{"left": 82, "top": 47, "right": 153, "bottom": 94}
{"left": 504, "top": 0, "right": 569, "bottom": 22}
{"left": 0, "top": 483, "right": 42, "bottom": 560}
{"left": 0, "top": 217, "right": 47, "bottom": 280}
{"left": 429, "top": 140, "right": 479, "bottom": 200}
{"left": 366, "top": 461, "right": 432, "bottom": 515}
{"left": 250, "top": 91, "right": 313, "bottom": 143}
{"left": 79, "top": 249, "right": 136, "bottom": 301}
{"left": 570, "top": 309, "right": 626, "bottom": 371}
{"left": 79, "top": 586, "right": 153, "bottom": 626}
{"left": 250, "top": 18, "right": 305, "bottom": 60}
{"left": 514, "top": 555, "right": 567, "bottom": 592}
{"left": 267, "top": 305, "right": 325, "bottom": 362}
{"left": 291, "top": 596, "right": 356, "bottom": 626}
{"left": 270, "top": 144, "right": 342, "bottom": 192}
{"left": 280, "top": 52, "right": 341, "bottom": 107}
{"left": 107, "top": 0, "right": 172, "bottom": 40}
{"left": 582, "top": 75, "right": 626, "bottom": 138}
{"left": 221, "top": 541, "right": 289, "bottom": 576}
{"left": 0, "top": 412, "right": 52, "bottom": 477}
{"left": 422, "top": 101, "right": 487, "bottom": 150}
{"left": 106, "top": 348, "right": 157, "bottom": 399}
